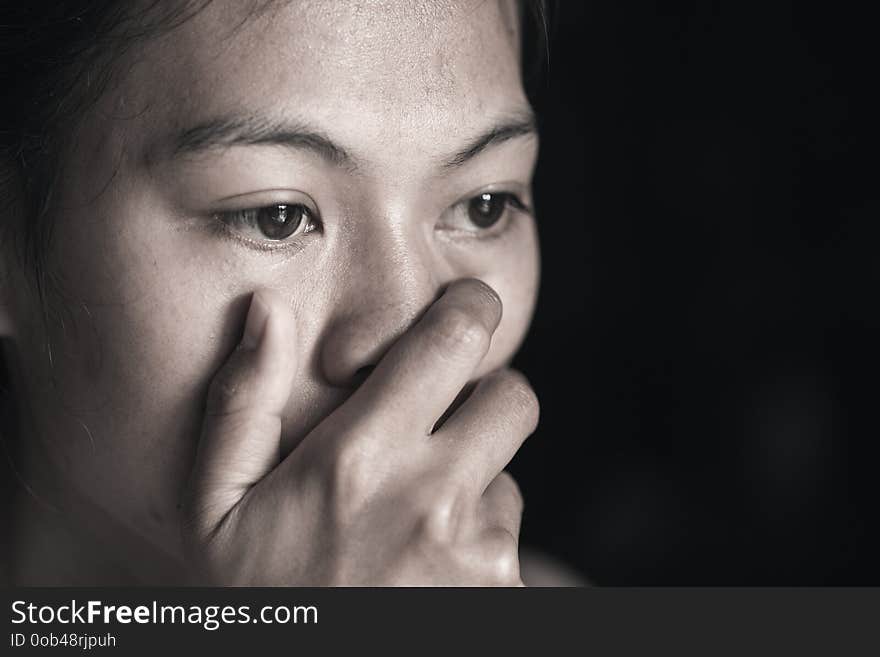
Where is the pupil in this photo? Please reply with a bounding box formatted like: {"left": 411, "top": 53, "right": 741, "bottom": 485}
{"left": 468, "top": 193, "right": 504, "bottom": 228}
{"left": 257, "top": 204, "right": 304, "bottom": 240}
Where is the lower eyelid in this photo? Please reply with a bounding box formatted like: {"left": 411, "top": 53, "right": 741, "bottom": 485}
{"left": 439, "top": 206, "right": 521, "bottom": 241}
{"left": 208, "top": 216, "right": 309, "bottom": 254}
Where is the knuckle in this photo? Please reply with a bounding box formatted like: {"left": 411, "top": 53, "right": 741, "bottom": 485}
{"left": 430, "top": 307, "right": 491, "bottom": 357}
{"left": 413, "top": 488, "right": 461, "bottom": 544}
{"left": 325, "top": 437, "right": 374, "bottom": 516}
{"left": 484, "top": 528, "right": 521, "bottom": 585}
{"left": 497, "top": 370, "right": 541, "bottom": 433}
{"left": 206, "top": 363, "right": 252, "bottom": 416}
{"left": 206, "top": 376, "right": 238, "bottom": 413}
{"left": 496, "top": 471, "right": 524, "bottom": 513}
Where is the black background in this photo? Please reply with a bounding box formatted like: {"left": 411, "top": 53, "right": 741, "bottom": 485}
{"left": 511, "top": 1, "right": 879, "bottom": 584}
{"left": 1, "top": 1, "right": 876, "bottom": 588}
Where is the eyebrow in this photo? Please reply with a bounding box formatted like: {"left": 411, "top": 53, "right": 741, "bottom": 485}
{"left": 440, "top": 110, "right": 537, "bottom": 169}
{"left": 163, "top": 109, "right": 537, "bottom": 171}
{"left": 169, "top": 115, "right": 352, "bottom": 167}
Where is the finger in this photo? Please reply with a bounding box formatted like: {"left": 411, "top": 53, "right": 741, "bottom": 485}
{"left": 467, "top": 473, "right": 526, "bottom": 586}
{"left": 479, "top": 471, "right": 524, "bottom": 541}
{"left": 465, "top": 525, "right": 522, "bottom": 586}
{"left": 184, "top": 289, "right": 297, "bottom": 539}
{"left": 435, "top": 369, "right": 539, "bottom": 496}
{"left": 335, "top": 278, "right": 503, "bottom": 440}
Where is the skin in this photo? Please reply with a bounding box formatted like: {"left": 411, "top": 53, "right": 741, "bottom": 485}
{"left": 0, "top": 0, "right": 541, "bottom": 585}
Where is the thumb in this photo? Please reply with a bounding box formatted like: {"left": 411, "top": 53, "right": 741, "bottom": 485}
{"left": 183, "top": 289, "right": 297, "bottom": 541}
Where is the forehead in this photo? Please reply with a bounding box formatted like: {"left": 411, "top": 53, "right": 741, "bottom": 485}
{"left": 117, "top": 0, "right": 526, "bottom": 157}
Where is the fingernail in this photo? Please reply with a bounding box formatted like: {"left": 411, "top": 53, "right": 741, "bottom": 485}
{"left": 241, "top": 292, "right": 269, "bottom": 350}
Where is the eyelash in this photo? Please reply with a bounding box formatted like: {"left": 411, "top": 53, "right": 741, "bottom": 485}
{"left": 210, "top": 190, "right": 530, "bottom": 252}
{"left": 444, "top": 191, "right": 531, "bottom": 241}
{"left": 212, "top": 204, "right": 320, "bottom": 253}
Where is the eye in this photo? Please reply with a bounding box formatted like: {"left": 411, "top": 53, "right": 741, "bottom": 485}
{"left": 254, "top": 204, "right": 310, "bottom": 240}
{"left": 468, "top": 192, "right": 510, "bottom": 229}
{"left": 438, "top": 191, "right": 530, "bottom": 238}
{"left": 216, "top": 203, "right": 317, "bottom": 243}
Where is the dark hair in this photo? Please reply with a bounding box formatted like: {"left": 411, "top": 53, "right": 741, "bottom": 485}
{"left": 0, "top": 2, "right": 214, "bottom": 291}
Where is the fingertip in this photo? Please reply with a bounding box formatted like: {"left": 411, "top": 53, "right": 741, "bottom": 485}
{"left": 241, "top": 291, "right": 270, "bottom": 351}
{"left": 255, "top": 288, "right": 293, "bottom": 337}
{"left": 251, "top": 288, "right": 297, "bottom": 378}
{"left": 447, "top": 278, "right": 504, "bottom": 332}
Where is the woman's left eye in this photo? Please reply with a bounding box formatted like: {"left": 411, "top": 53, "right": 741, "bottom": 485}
{"left": 215, "top": 203, "right": 317, "bottom": 243}
{"left": 443, "top": 191, "right": 529, "bottom": 236}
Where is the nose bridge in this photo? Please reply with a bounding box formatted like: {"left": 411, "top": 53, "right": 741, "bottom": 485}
{"left": 365, "top": 224, "right": 435, "bottom": 307}
{"left": 347, "top": 240, "right": 435, "bottom": 336}
{"left": 319, "top": 215, "right": 446, "bottom": 387}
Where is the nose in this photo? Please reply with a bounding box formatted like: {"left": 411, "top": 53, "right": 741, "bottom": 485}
{"left": 319, "top": 233, "right": 448, "bottom": 389}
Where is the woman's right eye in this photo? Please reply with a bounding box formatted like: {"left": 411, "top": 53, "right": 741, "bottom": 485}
{"left": 215, "top": 203, "right": 318, "bottom": 243}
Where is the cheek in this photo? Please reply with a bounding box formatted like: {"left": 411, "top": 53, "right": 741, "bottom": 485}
{"left": 44, "top": 214, "right": 238, "bottom": 418}
{"left": 456, "top": 220, "right": 540, "bottom": 374}
{"left": 30, "top": 210, "right": 248, "bottom": 545}
{"left": 487, "top": 259, "right": 539, "bottom": 372}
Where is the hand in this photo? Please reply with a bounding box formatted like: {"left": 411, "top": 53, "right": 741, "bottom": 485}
{"left": 181, "top": 279, "right": 539, "bottom": 585}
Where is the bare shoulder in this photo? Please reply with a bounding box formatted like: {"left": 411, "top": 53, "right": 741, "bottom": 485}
{"left": 520, "top": 547, "right": 590, "bottom": 587}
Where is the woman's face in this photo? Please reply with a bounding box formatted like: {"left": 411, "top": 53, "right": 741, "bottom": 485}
{"left": 3, "top": 0, "right": 539, "bottom": 569}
